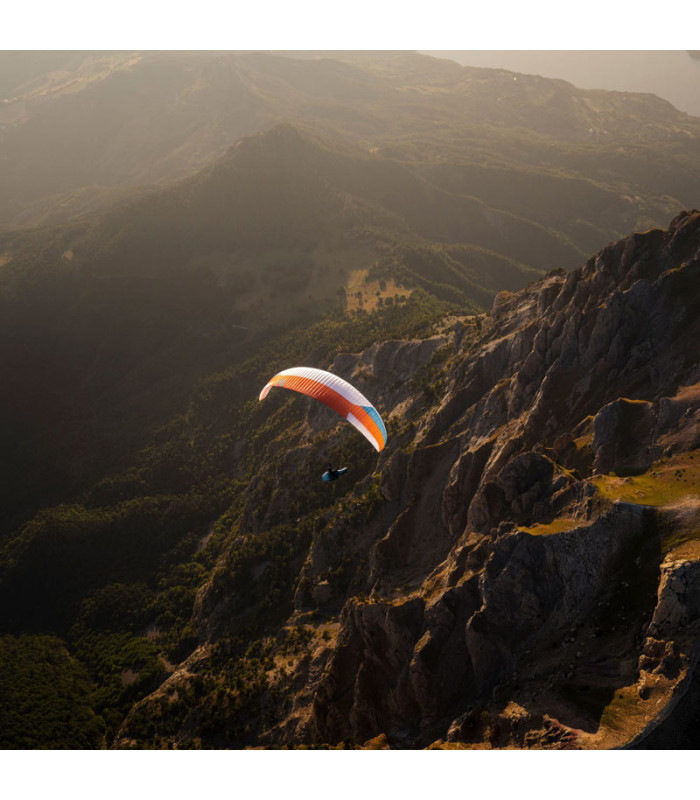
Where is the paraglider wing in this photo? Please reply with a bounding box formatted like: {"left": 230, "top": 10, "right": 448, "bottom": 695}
{"left": 259, "top": 366, "right": 387, "bottom": 452}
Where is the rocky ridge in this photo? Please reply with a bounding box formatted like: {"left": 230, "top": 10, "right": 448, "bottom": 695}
{"left": 118, "top": 210, "right": 700, "bottom": 749}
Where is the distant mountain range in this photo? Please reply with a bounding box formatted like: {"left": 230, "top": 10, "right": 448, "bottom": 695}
{"left": 422, "top": 51, "right": 700, "bottom": 117}
{"left": 2, "top": 50, "right": 699, "bottom": 230}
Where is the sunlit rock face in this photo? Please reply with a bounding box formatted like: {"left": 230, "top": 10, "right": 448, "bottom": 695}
{"left": 291, "top": 210, "right": 700, "bottom": 749}
{"left": 121, "top": 211, "right": 700, "bottom": 749}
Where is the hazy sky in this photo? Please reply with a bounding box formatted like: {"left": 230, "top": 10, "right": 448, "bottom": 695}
{"left": 422, "top": 51, "right": 700, "bottom": 117}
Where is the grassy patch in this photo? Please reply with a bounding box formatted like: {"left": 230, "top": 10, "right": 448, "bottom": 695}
{"left": 660, "top": 530, "right": 700, "bottom": 559}
{"left": 345, "top": 268, "right": 412, "bottom": 312}
{"left": 592, "top": 450, "right": 700, "bottom": 507}
{"left": 599, "top": 685, "right": 651, "bottom": 735}
{"left": 519, "top": 517, "right": 581, "bottom": 536}
{"left": 656, "top": 502, "right": 700, "bottom": 559}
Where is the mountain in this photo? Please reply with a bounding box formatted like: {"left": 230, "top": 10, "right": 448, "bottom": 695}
{"left": 13, "top": 99, "right": 676, "bottom": 535}
{"left": 111, "top": 208, "right": 698, "bottom": 749}
{"left": 2, "top": 50, "right": 699, "bottom": 236}
{"left": 2, "top": 209, "right": 698, "bottom": 748}
{"left": 422, "top": 51, "right": 700, "bottom": 117}
{"left": 0, "top": 121, "right": 556, "bottom": 534}
{"left": 1, "top": 50, "right": 700, "bottom": 750}
{"left": 4, "top": 97, "right": 692, "bottom": 540}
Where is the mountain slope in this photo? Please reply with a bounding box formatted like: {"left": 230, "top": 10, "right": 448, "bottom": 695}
{"left": 2, "top": 50, "right": 699, "bottom": 238}
{"left": 2, "top": 203, "right": 699, "bottom": 747}
{"left": 1, "top": 51, "right": 700, "bottom": 750}
{"left": 80, "top": 209, "right": 699, "bottom": 749}
{"left": 0, "top": 123, "right": 550, "bottom": 533}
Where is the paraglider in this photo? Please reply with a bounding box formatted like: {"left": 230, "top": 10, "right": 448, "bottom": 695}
{"left": 322, "top": 465, "right": 349, "bottom": 482}
{"left": 258, "top": 367, "right": 387, "bottom": 480}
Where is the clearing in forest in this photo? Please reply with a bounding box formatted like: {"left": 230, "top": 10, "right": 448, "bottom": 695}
{"left": 345, "top": 268, "right": 412, "bottom": 313}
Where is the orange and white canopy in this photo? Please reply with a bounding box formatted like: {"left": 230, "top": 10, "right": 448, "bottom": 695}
{"left": 259, "top": 366, "right": 387, "bottom": 452}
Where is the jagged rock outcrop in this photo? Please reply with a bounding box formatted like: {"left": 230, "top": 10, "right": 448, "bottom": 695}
{"left": 298, "top": 210, "right": 700, "bottom": 748}
{"left": 131, "top": 210, "right": 700, "bottom": 749}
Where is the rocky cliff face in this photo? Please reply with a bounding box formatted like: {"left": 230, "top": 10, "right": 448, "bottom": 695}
{"left": 118, "top": 210, "right": 700, "bottom": 749}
